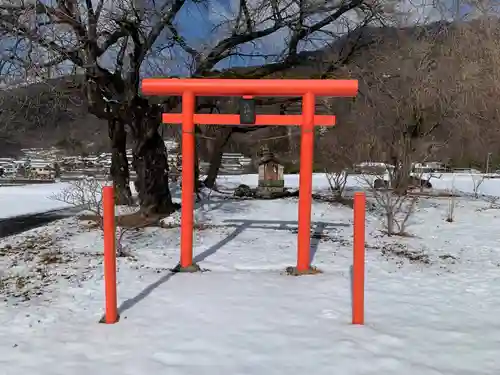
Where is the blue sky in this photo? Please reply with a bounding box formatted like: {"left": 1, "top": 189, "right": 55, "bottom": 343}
{"left": 142, "top": 0, "right": 291, "bottom": 74}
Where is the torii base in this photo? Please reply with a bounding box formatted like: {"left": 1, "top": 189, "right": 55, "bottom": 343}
{"left": 285, "top": 266, "right": 323, "bottom": 276}
{"left": 172, "top": 263, "right": 202, "bottom": 273}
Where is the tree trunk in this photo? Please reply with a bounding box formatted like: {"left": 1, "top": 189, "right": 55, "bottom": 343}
{"left": 194, "top": 145, "right": 201, "bottom": 189}
{"left": 386, "top": 210, "right": 394, "bottom": 236}
{"left": 108, "top": 118, "right": 132, "bottom": 205}
{"left": 203, "top": 128, "right": 233, "bottom": 188}
{"left": 194, "top": 126, "right": 205, "bottom": 187}
{"left": 130, "top": 101, "right": 178, "bottom": 215}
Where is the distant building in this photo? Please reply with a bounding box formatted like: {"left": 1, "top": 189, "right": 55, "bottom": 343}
{"left": 0, "top": 158, "right": 17, "bottom": 177}
{"left": 29, "top": 162, "right": 56, "bottom": 179}
{"left": 412, "top": 162, "right": 448, "bottom": 173}
{"left": 354, "top": 162, "right": 394, "bottom": 174}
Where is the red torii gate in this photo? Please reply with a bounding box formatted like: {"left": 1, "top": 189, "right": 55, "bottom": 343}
{"left": 141, "top": 78, "right": 358, "bottom": 274}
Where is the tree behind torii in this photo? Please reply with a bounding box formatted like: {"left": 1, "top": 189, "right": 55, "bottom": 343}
{"left": 0, "top": 0, "right": 395, "bottom": 214}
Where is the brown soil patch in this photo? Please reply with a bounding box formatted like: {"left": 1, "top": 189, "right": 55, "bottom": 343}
{"left": 78, "top": 211, "right": 163, "bottom": 228}
{"left": 284, "top": 266, "right": 323, "bottom": 276}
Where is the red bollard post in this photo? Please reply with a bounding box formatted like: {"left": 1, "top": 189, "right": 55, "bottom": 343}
{"left": 352, "top": 192, "right": 366, "bottom": 325}
{"left": 102, "top": 185, "right": 118, "bottom": 324}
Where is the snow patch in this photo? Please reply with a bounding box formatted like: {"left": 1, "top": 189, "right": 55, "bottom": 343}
{"left": 0, "top": 174, "right": 500, "bottom": 374}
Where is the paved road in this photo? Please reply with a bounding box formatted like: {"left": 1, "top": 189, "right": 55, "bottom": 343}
{"left": 0, "top": 207, "right": 82, "bottom": 238}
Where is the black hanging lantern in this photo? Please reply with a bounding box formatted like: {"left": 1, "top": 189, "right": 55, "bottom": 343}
{"left": 239, "top": 96, "right": 256, "bottom": 124}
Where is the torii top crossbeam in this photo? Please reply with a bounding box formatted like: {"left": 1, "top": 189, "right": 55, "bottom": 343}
{"left": 141, "top": 78, "right": 358, "bottom": 97}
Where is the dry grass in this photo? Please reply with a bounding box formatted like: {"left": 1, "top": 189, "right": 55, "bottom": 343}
{"left": 408, "top": 190, "right": 461, "bottom": 198}
{"left": 381, "top": 243, "right": 432, "bottom": 265}
{"left": 0, "top": 232, "right": 98, "bottom": 301}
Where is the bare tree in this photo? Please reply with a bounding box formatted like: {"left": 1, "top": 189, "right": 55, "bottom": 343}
{"left": 316, "top": 119, "right": 366, "bottom": 200}
{"left": 354, "top": 21, "right": 479, "bottom": 194}
{"left": 0, "top": 0, "right": 395, "bottom": 214}
{"left": 52, "top": 178, "right": 106, "bottom": 226}
{"left": 199, "top": 21, "right": 381, "bottom": 189}
{"left": 354, "top": 158, "right": 419, "bottom": 235}
{"left": 470, "top": 171, "right": 485, "bottom": 198}
{"left": 349, "top": 11, "right": 500, "bottom": 234}
{"left": 325, "top": 170, "right": 350, "bottom": 199}
{"left": 51, "top": 177, "right": 139, "bottom": 256}
{"left": 446, "top": 173, "right": 456, "bottom": 222}
{"left": 370, "top": 179, "right": 418, "bottom": 235}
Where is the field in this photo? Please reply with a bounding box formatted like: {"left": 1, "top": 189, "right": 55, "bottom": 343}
{"left": 0, "top": 173, "right": 499, "bottom": 375}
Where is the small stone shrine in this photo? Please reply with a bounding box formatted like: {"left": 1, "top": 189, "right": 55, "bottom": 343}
{"left": 257, "top": 146, "right": 284, "bottom": 197}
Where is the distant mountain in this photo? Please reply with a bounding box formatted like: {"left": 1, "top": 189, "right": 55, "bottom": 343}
{"left": 0, "top": 75, "right": 107, "bottom": 156}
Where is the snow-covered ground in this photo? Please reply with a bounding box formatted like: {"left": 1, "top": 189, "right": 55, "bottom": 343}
{"left": 0, "top": 183, "right": 71, "bottom": 219}
{"left": 0, "top": 172, "right": 496, "bottom": 219}
{"left": 1, "top": 174, "right": 500, "bottom": 374}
